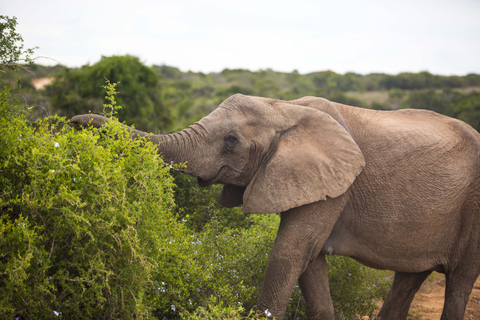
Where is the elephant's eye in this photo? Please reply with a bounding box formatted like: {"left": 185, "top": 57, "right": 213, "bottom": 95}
{"left": 225, "top": 134, "right": 238, "bottom": 149}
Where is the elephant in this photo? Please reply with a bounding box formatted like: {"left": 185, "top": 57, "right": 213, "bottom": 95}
{"left": 71, "top": 94, "right": 480, "bottom": 320}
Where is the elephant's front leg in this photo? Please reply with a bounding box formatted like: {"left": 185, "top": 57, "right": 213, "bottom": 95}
{"left": 298, "top": 255, "right": 334, "bottom": 319}
{"left": 257, "top": 197, "right": 347, "bottom": 319}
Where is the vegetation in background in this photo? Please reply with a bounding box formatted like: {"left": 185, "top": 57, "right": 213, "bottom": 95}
{"left": 9, "top": 59, "right": 480, "bottom": 133}
{"left": 155, "top": 66, "right": 480, "bottom": 131}
{"left": 41, "top": 55, "right": 173, "bottom": 133}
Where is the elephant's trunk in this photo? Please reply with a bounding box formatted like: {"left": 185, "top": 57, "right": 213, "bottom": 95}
{"left": 70, "top": 114, "right": 204, "bottom": 176}
{"left": 151, "top": 124, "right": 208, "bottom": 176}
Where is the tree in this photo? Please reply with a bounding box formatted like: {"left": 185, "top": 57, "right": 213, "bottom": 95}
{"left": 403, "top": 89, "right": 452, "bottom": 115}
{"left": 453, "top": 91, "right": 480, "bottom": 131}
{"left": 0, "top": 15, "right": 37, "bottom": 73}
{"left": 47, "top": 55, "right": 172, "bottom": 133}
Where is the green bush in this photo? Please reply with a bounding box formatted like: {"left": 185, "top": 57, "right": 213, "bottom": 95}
{"left": 172, "top": 171, "right": 252, "bottom": 232}
{"left": 327, "top": 256, "right": 391, "bottom": 319}
{"left": 153, "top": 210, "right": 279, "bottom": 318}
{"left": 0, "top": 86, "right": 177, "bottom": 318}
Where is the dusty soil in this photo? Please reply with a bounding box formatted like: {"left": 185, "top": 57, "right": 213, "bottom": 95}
{"left": 408, "top": 273, "right": 480, "bottom": 319}
{"left": 31, "top": 77, "right": 54, "bottom": 90}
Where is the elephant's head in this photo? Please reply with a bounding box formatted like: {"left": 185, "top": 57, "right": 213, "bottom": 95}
{"left": 71, "top": 94, "right": 365, "bottom": 214}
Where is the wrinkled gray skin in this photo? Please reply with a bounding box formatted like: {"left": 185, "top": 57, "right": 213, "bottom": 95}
{"left": 71, "top": 94, "right": 480, "bottom": 320}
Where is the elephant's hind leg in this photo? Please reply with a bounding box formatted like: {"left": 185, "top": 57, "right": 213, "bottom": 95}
{"left": 441, "top": 195, "right": 480, "bottom": 320}
{"left": 298, "top": 255, "right": 334, "bottom": 320}
{"left": 376, "top": 270, "right": 432, "bottom": 320}
{"left": 441, "top": 265, "right": 480, "bottom": 319}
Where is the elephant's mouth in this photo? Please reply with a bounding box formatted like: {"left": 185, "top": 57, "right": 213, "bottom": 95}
{"left": 197, "top": 166, "right": 227, "bottom": 187}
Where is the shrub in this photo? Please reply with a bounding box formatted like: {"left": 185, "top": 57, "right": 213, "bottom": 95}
{"left": 327, "top": 256, "right": 391, "bottom": 319}
{"left": 153, "top": 209, "right": 279, "bottom": 319}
{"left": 0, "top": 86, "right": 177, "bottom": 318}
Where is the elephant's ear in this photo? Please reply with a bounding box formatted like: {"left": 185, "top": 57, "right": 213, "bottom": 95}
{"left": 242, "top": 103, "right": 365, "bottom": 214}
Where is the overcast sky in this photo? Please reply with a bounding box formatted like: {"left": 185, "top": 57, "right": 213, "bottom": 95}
{"left": 3, "top": 0, "right": 480, "bottom": 75}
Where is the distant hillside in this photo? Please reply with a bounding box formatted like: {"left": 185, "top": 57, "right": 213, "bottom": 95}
{"left": 3, "top": 60, "right": 480, "bottom": 132}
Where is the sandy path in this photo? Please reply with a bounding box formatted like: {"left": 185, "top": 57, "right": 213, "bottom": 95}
{"left": 408, "top": 274, "right": 480, "bottom": 319}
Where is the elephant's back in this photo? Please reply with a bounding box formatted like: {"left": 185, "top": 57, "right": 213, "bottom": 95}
{"left": 346, "top": 107, "right": 477, "bottom": 214}
{"left": 348, "top": 107, "right": 478, "bottom": 164}
{"left": 388, "top": 108, "right": 480, "bottom": 183}
{"left": 337, "top": 103, "right": 480, "bottom": 205}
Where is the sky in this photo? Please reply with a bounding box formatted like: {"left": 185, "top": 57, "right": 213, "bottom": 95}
{"left": 2, "top": 0, "right": 480, "bottom": 75}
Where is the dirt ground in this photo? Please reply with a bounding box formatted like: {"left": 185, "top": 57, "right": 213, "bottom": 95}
{"left": 407, "top": 273, "right": 480, "bottom": 319}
